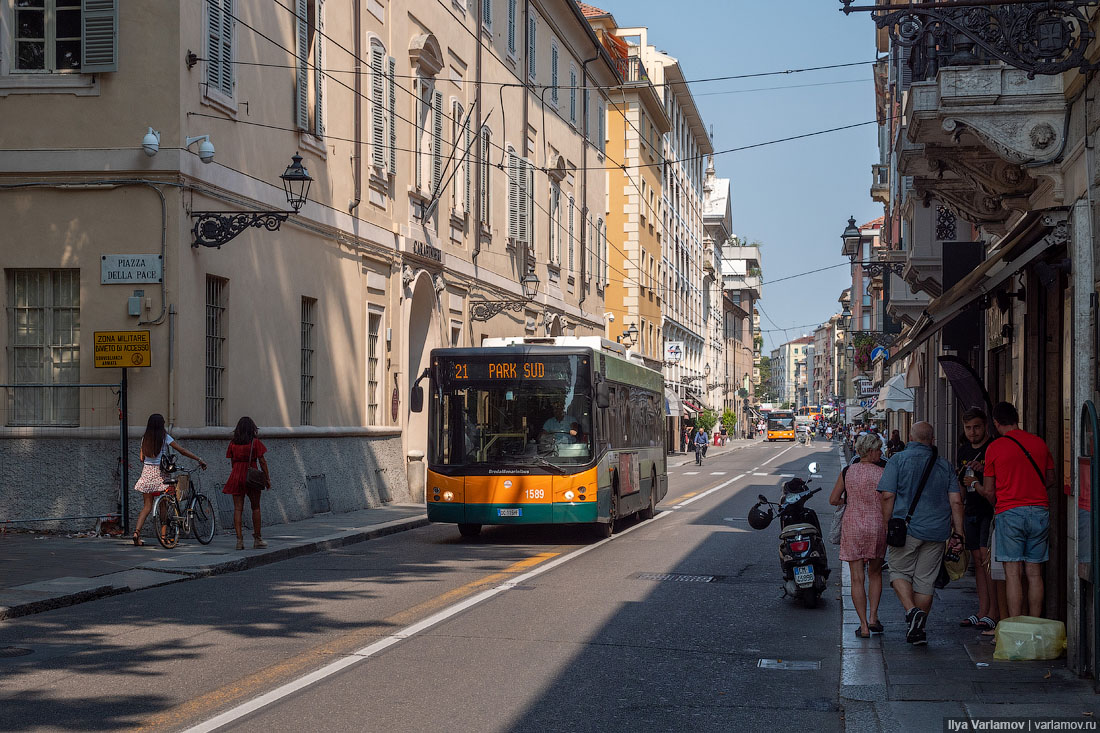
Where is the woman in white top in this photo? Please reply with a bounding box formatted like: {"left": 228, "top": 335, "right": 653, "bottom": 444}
{"left": 132, "top": 413, "right": 206, "bottom": 545}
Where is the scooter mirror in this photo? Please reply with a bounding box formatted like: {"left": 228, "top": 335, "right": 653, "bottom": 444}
{"left": 808, "top": 462, "right": 818, "bottom": 475}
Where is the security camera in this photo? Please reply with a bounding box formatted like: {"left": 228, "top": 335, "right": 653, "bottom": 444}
{"left": 604, "top": 312, "right": 615, "bottom": 322}
{"left": 142, "top": 127, "right": 160, "bottom": 157}
{"left": 185, "top": 134, "right": 215, "bottom": 164}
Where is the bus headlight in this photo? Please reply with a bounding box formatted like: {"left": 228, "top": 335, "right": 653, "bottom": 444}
{"left": 564, "top": 490, "right": 575, "bottom": 501}
{"left": 442, "top": 491, "right": 455, "bottom": 502}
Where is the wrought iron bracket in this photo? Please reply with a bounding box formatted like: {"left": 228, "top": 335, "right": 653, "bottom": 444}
{"left": 469, "top": 299, "right": 531, "bottom": 322}
{"left": 839, "top": 0, "right": 1099, "bottom": 78}
{"left": 191, "top": 211, "right": 290, "bottom": 249}
{"left": 853, "top": 261, "right": 906, "bottom": 278}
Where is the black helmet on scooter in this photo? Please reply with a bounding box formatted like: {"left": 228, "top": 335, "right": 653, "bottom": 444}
{"left": 747, "top": 503, "right": 774, "bottom": 530}
{"left": 782, "top": 477, "right": 808, "bottom": 494}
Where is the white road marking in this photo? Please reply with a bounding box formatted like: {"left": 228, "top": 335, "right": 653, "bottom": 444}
{"left": 709, "top": 471, "right": 727, "bottom": 475}
{"left": 184, "top": 493, "right": 676, "bottom": 733}
{"left": 752, "top": 472, "right": 769, "bottom": 477}
{"left": 779, "top": 474, "right": 795, "bottom": 478}
{"left": 673, "top": 474, "right": 746, "bottom": 509}
{"left": 683, "top": 471, "right": 699, "bottom": 475}
{"left": 762, "top": 444, "right": 796, "bottom": 466}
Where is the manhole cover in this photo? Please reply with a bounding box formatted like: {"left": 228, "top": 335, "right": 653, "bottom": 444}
{"left": 635, "top": 572, "right": 717, "bottom": 583}
{"left": 0, "top": 647, "right": 32, "bottom": 658}
{"left": 757, "top": 659, "right": 820, "bottom": 670}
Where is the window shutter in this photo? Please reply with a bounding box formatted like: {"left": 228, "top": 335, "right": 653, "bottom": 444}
{"left": 480, "top": 130, "right": 490, "bottom": 224}
{"left": 464, "top": 119, "right": 472, "bottom": 215}
{"left": 483, "top": 0, "right": 492, "bottom": 28}
{"left": 295, "top": 0, "right": 309, "bottom": 130}
{"left": 432, "top": 89, "right": 443, "bottom": 194}
{"left": 370, "top": 46, "right": 385, "bottom": 168}
{"left": 507, "top": 0, "right": 516, "bottom": 53}
{"left": 81, "top": 0, "right": 118, "bottom": 73}
{"left": 569, "top": 69, "right": 576, "bottom": 124}
{"left": 550, "top": 44, "right": 558, "bottom": 103}
{"left": 568, "top": 197, "right": 574, "bottom": 273}
{"left": 314, "top": 0, "right": 325, "bottom": 137}
{"left": 528, "top": 16, "right": 536, "bottom": 79}
{"left": 525, "top": 160, "right": 534, "bottom": 249}
{"left": 603, "top": 225, "right": 609, "bottom": 286}
{"left": 598, "top": 102, "right": 606, "bottom": 153}
{"left": 507, "top": 151, "right": 519, "bottom": 240}
{"left": 387, "top": 57, "right": 397, "bottom": 174}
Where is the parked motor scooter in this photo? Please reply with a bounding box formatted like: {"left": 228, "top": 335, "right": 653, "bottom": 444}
{"left": 747, "top": 462, "right": 831, "bottom": 608}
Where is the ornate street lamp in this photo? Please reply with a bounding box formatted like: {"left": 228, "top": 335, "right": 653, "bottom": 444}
{"left": 192, "top": 152, "right": 314, "bottom": 248}
{"left": 620, "top": 322, "right": 640, "bottom": 347}
{"left": 469, "top": 265, "right": 541, "bottom": 321}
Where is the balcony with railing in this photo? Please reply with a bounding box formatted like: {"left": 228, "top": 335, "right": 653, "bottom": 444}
{"left": 615, "top": 56, "right": 649, "bottom": 86}
{"left": 870, "top": 163, "right": 889, "bottom": 204}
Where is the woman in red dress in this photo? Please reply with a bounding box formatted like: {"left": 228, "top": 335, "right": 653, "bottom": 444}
{"left": 223, "top": 416, "right": 271, "bottom": 550}
{"left": 829, "top": 433, "right": 887, "bottom": 638}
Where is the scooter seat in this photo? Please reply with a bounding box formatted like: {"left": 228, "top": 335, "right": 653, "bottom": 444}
{"left": 780, "top": 523, "right": 819, "bottom": 539}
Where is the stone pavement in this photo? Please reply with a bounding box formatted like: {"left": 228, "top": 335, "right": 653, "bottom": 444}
{"left": 0, "top": 503, "right": 428, "bottom": 620}
{"left": 839, "top": 562, "right": 1099, "bottom": 731}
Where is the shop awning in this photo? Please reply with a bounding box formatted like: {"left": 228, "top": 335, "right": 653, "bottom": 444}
{"left": 683, "top": 399, "right": 703, "bottom": 414}
{"left": 877, "top": 373, "right": 915, "bottom": 413}
{"left": 888, "top": 209, "right": 1068, "bottom": 365}
{"left": 665, "top": 389, "right": 683, "bottom": 418}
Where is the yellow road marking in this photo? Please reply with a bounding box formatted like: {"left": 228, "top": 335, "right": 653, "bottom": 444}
{"left": 668, "top": 491, "right": 698, "bottom": 504}
{"left": 135, "top": 550, "right": 562, "bottom": 731}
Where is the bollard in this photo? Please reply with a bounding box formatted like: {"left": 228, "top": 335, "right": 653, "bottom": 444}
{"left": 407, "top": 450, "right": 426, "bottom": 503}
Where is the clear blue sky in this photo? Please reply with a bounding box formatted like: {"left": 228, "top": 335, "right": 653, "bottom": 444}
{"left": 598, "top": 0, "right": 882, "bottom": 353}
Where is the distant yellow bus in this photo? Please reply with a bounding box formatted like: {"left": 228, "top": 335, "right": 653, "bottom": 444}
{"left": 766, "top": 410, "right": 796, "bottom": 441}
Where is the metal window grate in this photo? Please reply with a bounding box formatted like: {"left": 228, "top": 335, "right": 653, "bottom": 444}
{"left": 367, "top": 312, "right": 381, "bottom": 425}
{"left": 205, "top": 275, "right": 226, "bottom": 427}
{"left": 301, "top": 297, "right": 316, "bottom": 426}
{"left": 634, "top": 572, "right": 716, "bottom": 583}
{"left": 7, "top": 269, "right": 80, "bottom": 426}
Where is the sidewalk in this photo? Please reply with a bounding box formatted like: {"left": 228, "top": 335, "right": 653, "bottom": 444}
{"left": 0, "top": 503, "right": 428, "bottom": 621}
{"left": 839, "top": 564, "right": 1099, "bottom": 731}
{"left": 669, "top": 437, "right": 758, "bottom": 466}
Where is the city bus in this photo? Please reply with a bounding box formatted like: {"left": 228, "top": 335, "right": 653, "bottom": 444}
{"left": 766, "top": 409, "right": 796, "bottom": 441}
{"left": 797, "top": 405, "right": 822, "bottom": 421}
{"left": 411, "top": 337, "right": 667, "bottom": 538}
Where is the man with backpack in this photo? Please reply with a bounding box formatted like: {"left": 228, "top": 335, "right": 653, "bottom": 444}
{"left": 980, "top": 401, "right": 1055, "bottom": 619}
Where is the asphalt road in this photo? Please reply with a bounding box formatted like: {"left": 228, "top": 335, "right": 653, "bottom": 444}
{"left": 0, "top": 439, "right": 847, "bottom": 733}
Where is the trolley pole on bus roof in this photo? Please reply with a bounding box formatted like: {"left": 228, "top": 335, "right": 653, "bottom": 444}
{"left": 94, "top": 330, "right": 151, "bottom": 537}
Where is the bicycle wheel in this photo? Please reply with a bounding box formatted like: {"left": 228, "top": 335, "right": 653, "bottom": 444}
{"left": 191, "top": 494, "right": 216, "bottom": 545}
{"left": 153, "top": 494, "right": 180, "bottom": 549}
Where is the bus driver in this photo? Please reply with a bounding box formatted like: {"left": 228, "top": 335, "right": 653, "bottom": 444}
{"left": 541, "top": 400, "right": 580, "bottom": 444}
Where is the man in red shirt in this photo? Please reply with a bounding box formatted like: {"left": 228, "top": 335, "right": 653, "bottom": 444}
{"left": 979, "top": 402, "right": 1055, "bottom": 618}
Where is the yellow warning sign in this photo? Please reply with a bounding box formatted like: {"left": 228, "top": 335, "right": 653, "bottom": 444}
{"left": 94, "top": 330, "right": 151, "bottom": 368}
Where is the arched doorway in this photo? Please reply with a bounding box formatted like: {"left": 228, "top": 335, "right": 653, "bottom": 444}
{"left": 548, "top": 314, "right": 564, "bottom": 338}
{"left": 407, "top": 271, "right": 441, "bottom": 459}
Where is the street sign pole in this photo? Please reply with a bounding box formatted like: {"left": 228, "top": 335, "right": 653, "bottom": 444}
{"left": 120, "top": 367, "right": 129, "bottom": 536}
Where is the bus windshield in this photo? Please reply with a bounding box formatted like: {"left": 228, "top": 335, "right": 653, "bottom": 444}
{"left": 430, "top": 353, "right": 594, "bottom": 469}
{"left": 768, "top": 414, "right": 794, "bottom": 431}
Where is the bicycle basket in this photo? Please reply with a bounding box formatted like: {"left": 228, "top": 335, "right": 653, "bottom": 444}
{"left": 174, "top": 473, "right": 190, "bottom": 502}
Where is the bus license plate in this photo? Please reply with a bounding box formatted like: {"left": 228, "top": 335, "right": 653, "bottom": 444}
{"left": 794, "top": 566, "right": 814, "bottom": 587}
{"left": 498, "top": 508, "right": 521, "bottom": 517}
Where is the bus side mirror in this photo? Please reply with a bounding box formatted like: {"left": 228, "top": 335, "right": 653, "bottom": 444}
{"left": 596, "top": 381, "right": 610, "bottom": 409}
{"left": 410, "top": 385, "right": 424, "bottom": 413}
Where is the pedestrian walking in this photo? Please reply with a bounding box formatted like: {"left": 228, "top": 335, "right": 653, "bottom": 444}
{"left": 956, "top": 407, "right": 997, "bottom": 633}
{"left": 131, "top": 413, "right": 207, "bottom": 546}
{"left": 877, "top": 421, "right": 965, "bottom": 645}
{"left": 223, "top": 416, "right": 272, "bottom": 550}
{"left": 829, "top": 433, "right": 887, "bottom": 638}
{"left": 979, "top": 401, "right": 1055, "bottom": 619}
{"left": 886, "top": 429, "right": 905, "bottom": 457}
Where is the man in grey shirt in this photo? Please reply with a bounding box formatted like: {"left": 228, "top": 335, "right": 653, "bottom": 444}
{"left": 878, "top": 421, "right": 965, "bottom": 645}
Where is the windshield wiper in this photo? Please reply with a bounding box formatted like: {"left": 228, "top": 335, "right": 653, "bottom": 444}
{"left": 499, "top": 453, "right": 565, "bottom": 473}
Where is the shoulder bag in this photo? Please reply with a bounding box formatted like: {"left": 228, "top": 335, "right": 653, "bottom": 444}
{"left": 244, "top": 440, "right": 267, "bottom": 491}
{"left": 886, "top": 446, "right": 938, "bottom": 548}
{"left": 828, "top": 466, "right": 848, "bottom": 545}
{"left": 1000, "top": 434, "right": 1047, "bottom": 485}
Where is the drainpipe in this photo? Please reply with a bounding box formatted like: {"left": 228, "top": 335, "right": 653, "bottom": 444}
{"left": 473, "top": 0, "right": 483, "bottom": 264}
{"left": 349, "top": 2, "right": 362, "bottom": 213}
{"left": 579, "top": 50, "right": 600, "bottom": 312}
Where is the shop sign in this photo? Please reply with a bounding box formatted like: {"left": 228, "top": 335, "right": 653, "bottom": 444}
{"left": 94, "top": 330, "right": 151, "bottom": 368}
{"left": 665, "top": 341, "right": 684, "bottom": 363}
{"left": 101, "top": 254, "right": 163, "bottom": 284}
{"left": 410, "top": 240, "right": 442, "bottom": 263}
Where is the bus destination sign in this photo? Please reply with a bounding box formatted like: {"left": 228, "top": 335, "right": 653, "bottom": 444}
{"left": 441, "top": 358, "right": 585, "bottom": 382}
{"left": 94, "top": 330, "right": 151, "bottom": 368}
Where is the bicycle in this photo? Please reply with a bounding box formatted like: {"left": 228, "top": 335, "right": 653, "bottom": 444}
{"left": 152, "top": 463, "right": 216, "bottom": 548}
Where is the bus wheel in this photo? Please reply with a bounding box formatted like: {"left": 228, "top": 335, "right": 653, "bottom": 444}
{"left": 458, "top": 523, "right": 482, "bottom": 538}
{"left": 597, "top": 490, "right": 618, "bottom": 539}
{"left": 639, "top": 469, "right": 657, "bottom": 520}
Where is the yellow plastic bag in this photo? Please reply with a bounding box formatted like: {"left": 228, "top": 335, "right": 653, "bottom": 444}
{"left": 993, "top": 616, "right": 1067, "bottom": 661}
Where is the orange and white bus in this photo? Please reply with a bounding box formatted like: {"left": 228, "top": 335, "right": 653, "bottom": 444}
{"left": 766, "top": 409, "right": 796, "bottom": 441}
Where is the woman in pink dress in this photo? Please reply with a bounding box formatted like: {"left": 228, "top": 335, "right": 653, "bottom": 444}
{"left": 829, "top": 433, "right": 887, "bottom": 638}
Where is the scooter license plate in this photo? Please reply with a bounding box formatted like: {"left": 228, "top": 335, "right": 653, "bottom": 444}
{"left": 794, "top": 566, "right": 815, "bottom": 587}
